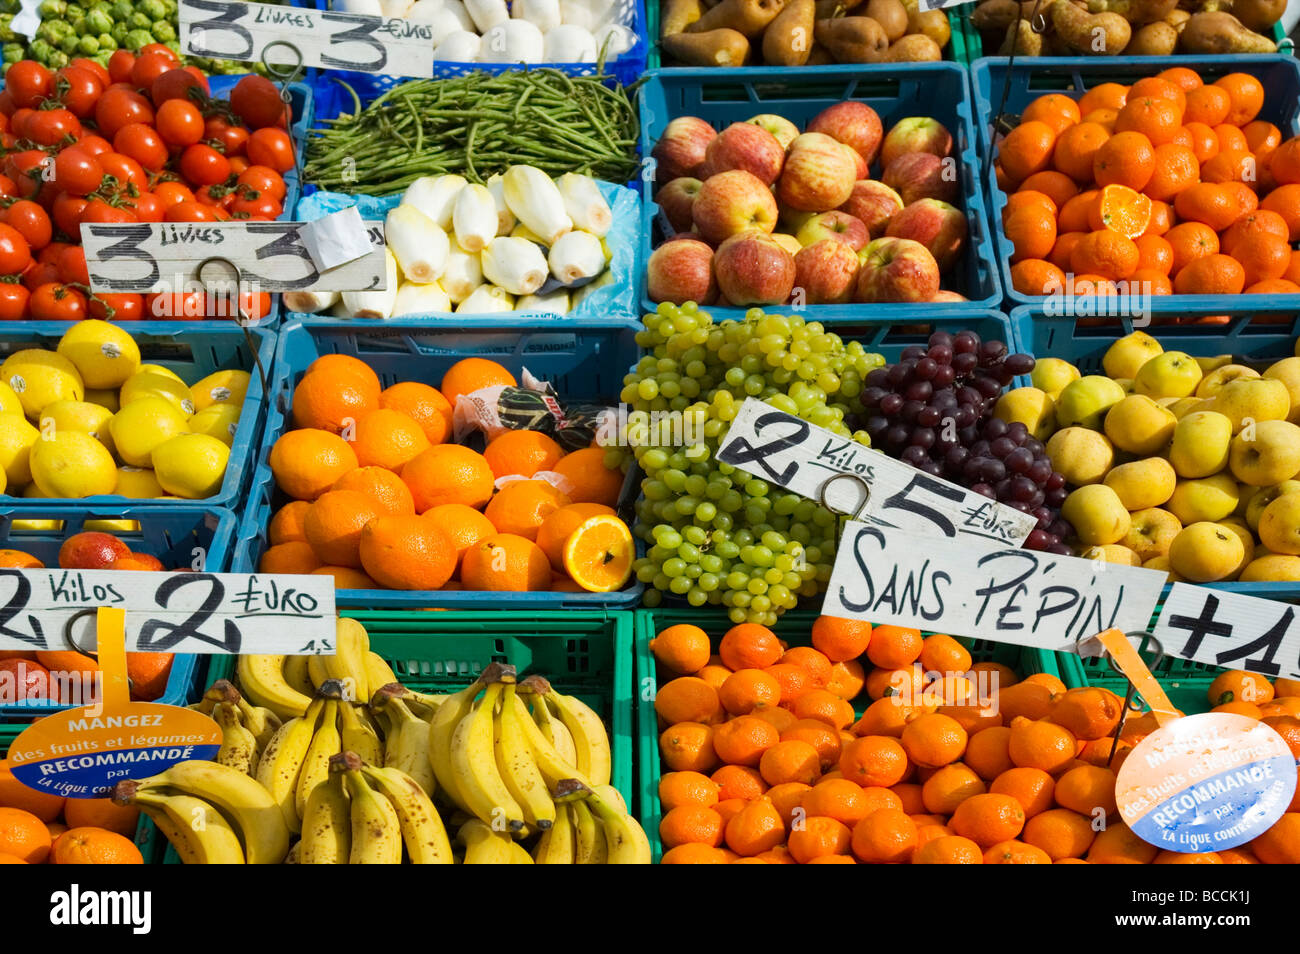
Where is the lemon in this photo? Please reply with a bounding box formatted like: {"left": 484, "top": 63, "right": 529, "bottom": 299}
{"left": 110, "top": 396, "right": 191, "bottom": 467}
{"left": 138, "top": 363, "right": 185, "bottom": 383}
{"left": 84, "top": 519, "right": 141, "bottom": 532}
{"left": 0, "top": 413, "right": 40, "bottom": 485}
{"left": 191, "top": 369, "right": 250, "bottom": 412}
{"left": 120, "top": 371, "right": 196, "bottom": 416}
{"left": 84, "top": 388, "right": 121, "bottom": 413}
{"left": 115, "top": 466, "right": 165, "bottom": 498}
{"left": 29, "top": 430, "right": 117, "bottom": 498}
{"left": 0, "top": 381, "right": 22, "bottom": 417}
{"left": 56, "top": 320, "right": 141, "bottom": 389}
{"left": 0, "top": 468, "right": 6, "bottom": 495}
{"left": 40, "top": 400, "right": 117, "bottom": 459}
{"left": 152, "top": 433, "right": 229, "bottom": 499}
{"left": 188, "top": 403, "right": 241, "bottom": 447}
{"left": 11, "top": 518, "right": 62, "bottom": 530}
{"left": 22, "top": 481, "right": 45, "bottom": 498}
{"left": 0, "top": 349, "right": 84, "bottom": 420}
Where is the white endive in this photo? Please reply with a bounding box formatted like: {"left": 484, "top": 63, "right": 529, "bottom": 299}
{"left": 434, "top": 30, "right": 481, "bottom": 60}
{"left": 393, "top": 281, "right": 452, "bottom": 316}
{"left": 456, "top": 284, "right": 515, "bottom": 313}
{"left": 343, "top": 248, "right": 399, "bottom": 319}
{"left": 594, "top": 22, "right": 635, "bottom": 56}
{"left": 547, "top": 230, "right": 605, "bottom": 284}
{"left": 334, "top": 0, "right": 383, "bottom": 14}
{"left": 378, "top": 0, "right": 413, "bottom": 15}
{"left": 453, "top": 184, "right": 498, "bottom": 253}
{"left": 479, "top": 20, "right": 545, "bottom": 62}
{"left": 558, "top": 0, "right": 615, "bottom": 30}
{"left": 441, "top": 240, "right": 483, "bottom": 302}
{"left": 555, "top": 171, "right": 611, "bottom": 235}
{"left": 485, "top": 174, "right": 516, "bottom": 235}
{"left": 442, "top": 0, "right": 475, "bottom": 30}
{"left": 514, "top": 0, "right": 561, "bottom": 31}
{"left": 517, "top": 287, "right": 570, "bottom": 316}
{"left": 402, "top": 174, "right": 466, "bottom": 230}
{"left": 502, "top": 165, "right": 572, "bottom": 245}
{"left": 481, "top": 236, "right": 548, "bottom": 295}
{"left": 386, "top": 204, "right": 449, "bottom": 283}
{"left": 544, "top": 24, "right": 597, "bottom": 62}
{"left": 282, "top": 289, "right": 338, "bottom": 314}
{"left": 405, "top": 0, "right": 444, "bottom": 18}
{"left": 464, "top": 0, "right": 508, "bottom": 31}
{"left": 419, "top": 7, "right": 467, "bottom": 43}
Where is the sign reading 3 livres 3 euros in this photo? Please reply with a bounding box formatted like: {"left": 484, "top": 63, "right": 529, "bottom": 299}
{"left": 821, "top": 522, "right": 1167, "bottom": 652}
{"left": 0, "top": 569, "right": 337, "bottom": 655}
{"left": 716, "top": 398, "right": 1037, "bottom": 547}
{"left": 1152, "top": 583, "right": 1300, "bottom": 681}
{"left": 179, "top": 0, "right": 437, "bottom": 78}
{"left": 79, "top": 221, "right": 387, "bottom": 295}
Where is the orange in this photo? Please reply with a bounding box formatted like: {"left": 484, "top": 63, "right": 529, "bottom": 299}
{"left": 766, "top": 663, "right": 813, "bottom": 708}
{"left": 268, "top": 501, "right": 311, "bottom": 544}
{"left": 0, "top": 807, "right": 51, "bottom": 863}
{"left": 1071, "top": 230, "right": 1139, "bottom": 281}
{"left": 1004, "top": 206, "right": 1056, "bottom": 263}
{"left": 724, "top": 796, "right": 785, "bottom": 856}
{"left": 303, "top": 490, "right": 380, "bottom": 567}
{"left": 717, "top": 669, "right": 780, "bottom": 715}
{"left": 1217, "top": 847, "right": 1260, "bottom": 864}
{"left": 655, "top": 676, "right": 722, "bottom": 725}
{"left": 1214, "top": 123, "right": 1249, "bottom": 155}
{"left": 849, "top": 807, "right": 917, "bottom": 863}
{"left": 1223, "top": 209, "right": 1291, "bottom": 253}
{"left": 1130, "top": 269, "right": 1173, "bottom": 296}
{"left": 258, "top": 540, "right": 322, "bottom": 575}
{"left": 1052, "top": 122, "right": 1109, "bottom": 183}
{"left": 1054, "top": 764, "right": 1118, "bottom": 817}
{"left": 550, "top": 448, "right": 623, "bottom": 507}
{"left": 1003, "top": 189, "right": 1057, "bottom": 222}
{"left": 659, "top": 805, "right": 723, "bottom": 849}
{"left": 1165, "top": 222, "right": 1220, "bottom": 274}
{"left": 483, "top": 479, "right": 571, "bottom": 541}
{"left": 984, "top": 839, "right": 1051, "bottom": 864}
{"left": 1022, "top": 807, "right": 1095, "bottom": 861}
{"left": 1022, "top": 94, "right": 1081, "bottom": 133}
{"left": 1049, "top": 231, "right": 1086, "bottom": 270}
{"left": 918, "top": 634, "right": 972, "bottom": 674}
{"left": 810, "top": 615, "right": 871, "bottom": 663}
{"left": 990, "top": 766, "right": 1055, "bottom": 818}
{"left": 1115, "top": 96, "right": 1182, "bottom": 146}
{"left": 1270, "top": 138, "right": 1300, "bottom": 185}
{"left": 1092, "top": 131, "right": 1155, "bottom": 190}
{"left": 659, "top": 843, "right": 727, "bottom": 864}
{"left": 1080, "top": 108, "right": 1117, "bottom": 132}
{"left": 1088, "top": 184, "right": 1151, "bottom": 239}
{"left": 1251, "top": 813, "right": 1300, "bottom": 864}
{"left": 779, "top": 646, "right": 832, "bottom": 687}
{"left": 719, "top": 623, "right": 782, "bottom": 670}
{"left": 311, "top": 566, "right": 377, "bottom": 589}
{"left": 711, "top": 764, "right": 766, "bottom": 801}
{"left": 866, "top": 663, "right": 925, "bottom": 703}
{"left": 999, "top": 120, "right": 1057, "bottom": 183}
{"left": 1233, "top": 233, "right": 1291, "bottom": 286}
{"left": 1135, "top": 234, "right": 1174, "bottom": 275}
{"left": 803, "top": 778, "right": 874, "bottom": 827}
{"left": 1174, "top": 181, "right": 1239, "bottom": 230}
{"left": 526, "top": 502, "right": 610, "bottom": 570}
{"left": 401, "top": 444, "right": 494, "bottom": 512}
{"left": 1058, "top": 189, "right": 1100, "bottom": 232}
{"left": 357, "top": 514, "right": 456, "bottom": 590}
{"left": 766, "top": 781, "right": 811, "bottom": 826}
{"left": 698, "top": 664, "right": 736, "bottom": 694}
{"left": 659, "top": 771, "right": 720, "bottom": 811}
{"left": 760, "top": 737, "right": 822, "bottom": 786}
{"left": 1183, "top": 84, "right": 1231, "bottom": 126}
{"left": 865, "top": 624, "right": 922, "bottom": 669}
{"left": 900, "top": 713, "right": 967, "bottom": 768}
{"left": 349, "top": 409, "right": 430, "bottom": 472}
{"left": 793, "top": 689, "right": 855, "bottom": 730}
{"left": 950, "top": 793, "right": 1026, "bottom": 848}
{"left": 306, "top": 354, "right": 380, "bottom": 389}
{"left": 1047, "top": 687, "right": 1123, "bottom": 740}
{"left": 839, "top": 736, "right": 908, "bottom": 788}
{"left": 1276, "top": 678, "right": 1300, "bottom": 698}
{"left": 826, "top": 659, "right": 866, "bottom": 701}
{"left": 269, "top": 429, "right": 359, "bottom": 501}
{"left": 851, "top": 697, "right": 926, "bottom": 738}
{"left": 378, "top": 381, "right": 452, "bottom": 445}
{"left": 1018, "top": 171, "right": 1078, "bottom": 210}
{"left": 437, "top": 358, "right": 517, "bottom": 407}
{"left": 1214, "top": 73, "right": 1264, "bottom": 126}
{"left": 1173, "top": 254, "right": 1246, "bottom": 295}
{"left": 971, "top": 661, "right": 1018, "bottom": 688}
{"left": 50, "top": 826, "right": 142, "bottom": 864}
{"left": 329, "top": 467, "right": 415, "bottom": 516}
{"left": 423, "top": 503, "right": 495, "bottom": 573}
{"left": 1154, "top": 850, "right": 1223, "bottom": 864}
{"left": 1247, "top": 278, "right": 1300, "bottom": 294}
{"left": 787, "top": 815, "right": 850, "bottom": 863}
{"left": 712, "top": 716, "right": 779, "bottom": 767}
{"left": 1129, "top": 77, "right": 1186, "bottom": 115}
{"left": 1144, "top": 143, "right": 1199, "bottom": 202}
{"left": 483, "top": 429, "right": 565, "bottom": 481}
{"left": 781, "top": 718, "right": 842, "bottom": 769}
{"left": 649, "top": 624, "right": 711, "bottom": 676}
{"left": 1070, "top": 274, "right": 1120, "bottom": 299}
{"left": 1010, "top": 259, "right": 1066, "bottom": 296}
{"left": 660, "top": 722, "right": 717, "bottom": 773}
{"left": 126, "top": 652, "right": 173, "bottom": 701}
{"left": 1208, "top": 669, "right": 1274, "bottom": 707}
{"left": 0, "top": 760, "right": 64, "bottom": 821}
{"left": 62, "top": 798, "right": 139, "bottom": 837}
{"left": 1087, "top": 821, "right": 1158, "bottom": 864}
{"left": 1008, "top": 716, "right": 1076, "bottom": 773}
{"left": 291, "top": 371, "right": 379, "bottom": 435}
{"left": 920, "top": 763, "right": 985, "bottom": 814}
{"left": 1078, "top": 82, "right": 1127, "bottom": 114}
{"left": 1201, "top": 148, "right": 1260, "bottom": 186}
{"left": 1156, "top": 67, "right": 1201, "bottom": 92}
{"left": 1184, "top": 121, "right": 1220, "bottom": 163}
{"left": 964, "top": 726, "right": 1013, "bottom": 781}
{"left": 913, "top": 834, "right": 982, "bottom": 864}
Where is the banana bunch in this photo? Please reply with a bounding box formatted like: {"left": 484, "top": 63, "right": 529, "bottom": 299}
{"left": 191, "top": 680, "right": 282, "bottom": 777}
{"left": 112, "top": 760, "right": 291, "bottom": 865}
{"left": 371, "top": 683, "right": 440, "bottom": 797}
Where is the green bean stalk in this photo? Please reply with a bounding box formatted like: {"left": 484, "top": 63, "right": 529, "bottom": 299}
{"left": 304, "top": 69, "right": 641, "bottom": 195}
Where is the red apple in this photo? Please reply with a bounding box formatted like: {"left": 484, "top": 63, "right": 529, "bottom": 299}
{"left": 777, "top": 132, "right": 857, "bottom": 213}
{"left": 794, "top": 239, "right": 860, "bottom": 305}
{"left": 796, "top": 210, "right": 869, "bottom": 251}
{"left": 714, "top": 231, "right": 796, "bottom": 306}
{"left": 808, "top": 101, "right": 883, "bottom": 167}
{"left": 746, "top": 113, "right": 800, "bottom": 150}
{"left": 882, "top": 152, "right": 959, "bottom": 205}
{"left": 843, "top": 143, "right": 868, "bottom": 181}
{"left": 647, "top": 237, "right": 718, "bottom": 305}
{"left": 880, "top": 117, "right": 954, "bottom": 168}
{"left": 854, "top": 237, "right": 940, "bottom": 303}
{"left": 655, "top": 177, "right": 702, "bottom": 234}
{"left": 652, "top": 116, "right": 717, "bottom": 184}
{"left": 839, "top": 180, "right": 904, "bottom": 238}
{"left": 699, "top": 121, "right": 786, "bottom": 185}
{"left": 692, "top": 170, "right": 780, "bottom": 245}
{"left": 885, "top": 198, "right": 968, "bottom": 271}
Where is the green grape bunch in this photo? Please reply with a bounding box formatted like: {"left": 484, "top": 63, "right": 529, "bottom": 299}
{"left": 621, "top": 302, "right": 886, "bottom": 625}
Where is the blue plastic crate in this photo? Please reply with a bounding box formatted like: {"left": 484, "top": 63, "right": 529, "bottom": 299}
{"left": 0, "top": 506, "right": 234, "bottom": 721}
{"left": 0, "top": 322, "right": 275, "bottom": 511}
{"left": 638, "top": 64, "right": 1002, "bottom": 324}
{"left": 233, "top": 319, "right": 644, "bottom": 608}
{"left": 971, "top": 54, "right": 1300, "bottom": 311}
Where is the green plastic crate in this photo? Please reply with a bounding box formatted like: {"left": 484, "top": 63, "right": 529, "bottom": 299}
{"left": 635, "top": 608, "right": 1065, "bottom": 862}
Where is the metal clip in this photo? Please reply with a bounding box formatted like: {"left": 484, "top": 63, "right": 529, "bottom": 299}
{"left": 817, "top": 472, "right": 872, "bottom": 521}
{"left": 196, "top": 256, "right": 273, "bottom": 402}
{"left": 259, "top": 41, "right": 305, "bottom": 188}
{"left": 64, "top": 608, "right": 98, "bottom": 655}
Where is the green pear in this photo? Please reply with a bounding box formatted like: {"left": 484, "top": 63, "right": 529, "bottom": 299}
{"left": 1133, "top": 351, "right": 1203, "bottom": 399}
{"left": 1062, "top": 484, "right": 1131, "bottom": 546}
{"left": 1102, "top": 331, "right": 1163, "bottom": 380}
{"left": 1168, "top": 411, "right": 1232, "bottom": 478}
{"left": 1056, "top": 375, "right": 1126, "bottom": 430}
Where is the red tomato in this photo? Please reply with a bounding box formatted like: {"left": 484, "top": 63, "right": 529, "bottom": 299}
{"left": 0, "top": 222, "right": 32, "bottom": 275}
{"left": 235, "top": 289, "right": 272, "bottom": 323}
{"left": 0, "top": 113, "right": 7, "bottom": 134}
{"left": 126, "top": 191, "right": 165, "bottom": 222}
{"left": 129, "top": 52, "right": 174, "bottom": 90}
{"left": 231, "top": 193, "right": 281, "bottom": 218}
{"left": 230, "top": 75, "right": 285, "bottom": 130}
{"left": 52, "top": 146, "right": 104, "bottom": 196}
{"left": 150, "top": 68, "right": 203, "bottom": 107}
{"left": 0, "top": 173, "right": 15, "bottom": 198}
{"left": 113, "top": 123, "right": 168, "bottom": 171}
{"left": 139, "top": 43, "right": 179, "bottom": 64}
{"left": 25, "top": 108, "right": 80, "bottom": 146}
{"left": 4, "top": 200, "right": 52, "bottom": 251}
{"left": 153, "top": 181, "right": 196, "bottom": 208}
{"left": 52, "top": 192, "right": 88, "bottom": 235}
{"left": 145, "top": 289, "right": 205, "bottom": 319}
{"left": 108, "top": 50, "right": 135, "bottom": 85}
{"left": 164, "top": 200, "right": 218, "bottom": 222}
{"left": 28, "top": 282, "right": 87, "bottom": 321}
{"left": 76, "top": 133, "right": 113, "bottom": 156}
{"left": 54, "top": 65, "right": 103, "bottom": 119}
{"left": 8, "top": 107, "right": 33, "bottom": 138}
{"left": 246, "top": 128, "right": 294, "bottom": 173}
{"left": 194, "top": 184, "right": 228, "bottom": 208}
{"left": 69, "top": 58, "right": 110, "bottom": 88}
{"left": 0, "top": 90, "right": 14, "bottom": 116}
{"left": 203, "top": 117, "right": 249, "bottom": 158}
{"left": 79, "top": 199, "right": 137, "bottom": 224}
{"left": 5, "top": 61, "right": 53, "bottom": 109}
{"left": 227, "top": 156, "right": 249, "bottom": 177}
{"left": 182, "top": 67, "right": 210, "bottom": 95}
{"left": 21, "top": 260, "right": 58, "bottom": 290}
{"left": 0, "top": 282, "right": 29, "bottom": 319}
{"left": 180, "top": 144, "right": 230, "bottom": 186}
{"left": 38, "top": 240, "right": 69, "bottom": 265}
{"left": 89, "top": 291, "right": 143, "bottom": 321}
{"left": 155, "top": 99, "right": 204, "bottom": 147}
{"left": 237, "top": 165, "right": 287, "bottom": 203}
{"left": 4, "top": 149, "right": 51, "bottom": 198}
{"left": 56, "top": 245, "right": 88, "bottom": 284}
{"left": 97, "top": 152, "right": 147, "bottom": 190}
{"left": 94, "top": 87, "right": 154, "bottom": 139}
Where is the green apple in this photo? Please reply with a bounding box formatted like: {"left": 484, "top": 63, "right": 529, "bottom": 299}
{"left": 1229, "top": 420, "right": 1300, "bottom": 487}
{"left": 1031, "top": 357, "right": 1081, "bottom": 399}
{"left": 1104, "top": 457, "right": 1176, "bottom": 510}
{"left": 1262, "top": 356, "right": 1300, "bottom": 423}
{"left": 1168, "top": 410, "right": 1232, "bottom": 478}
{"left": 1046, "top": 426, "right": 1115, "bottom": 485}
{"left": 1122, "top": 507, "right": 1183, "bottom": 562}
{"left": 1133, "top": 351, "right": 1203, "bottom": 398}
{"left": 1195, "top": 363, "right": 1260, "bottom": 399}
{"left": 1246, "top": 480, "right": 1300, "bottom": 532}
{"left": 1102, "top": 331, "right": 1163, "bottom": 380}
{"left": 1056, "top": 375, "right": 1126, "bottom": 430}
{"left": 1167, "top": 472, "right": 1240, "bottom": 524}
{"left": 1062, "top": 484, "right": 1131, "bottom": 545}
{"left": 1168, "top": 521, "right": 1245, "bottom": 582}
{"left": 993, "top": 387, "right": 1056, "bottom": 441}
{"left": 1205, "top": 378, "right": 1291, "bottom": 433}
{"left": 1103, "top": 394, "right": 1177, "bottom": 455}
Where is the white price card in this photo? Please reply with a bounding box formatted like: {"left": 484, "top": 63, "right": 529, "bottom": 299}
{"left": 180, "top": 0, "right": 437, "bottom": 78}
{"left": 1153, "top": 583, "right": 1300, "bottom": 681}
{"left": 917, "top": 0, "right": 969, "bottom": 9}
{"left": 821, "top": 521, "right": 1167, "bottom": 651}
{"left": 715, "top": 398, "right": 1037, "bottom": 547}
{"left": 0, "top": 569, "right": 337, "bottom": 655}
{"left": 300, "top": 207, "right": 374, "bottom": 271}
{"left": 79, "top": 221, "right": 386, "bottom": 295}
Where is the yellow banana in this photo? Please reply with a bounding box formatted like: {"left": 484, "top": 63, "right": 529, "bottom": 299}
{"left": 283, "top": 654, "right": 314, "bottom": 696}
{"left": 132, "top": 790, "right": 245, "bottom": 865}
{"left": 429, "top": 665, "right": 504, "bottom": 812}
{"left": 237, "top": 654, "right": 311, "bottom": 720}
{"left": 570, "top": 800, "right": 606, "bottom": 864}
{"left": 235, "top": 695, "right": 282, "bottom": 751}
{"left": 256, "top": 697, "right": 325, "bottom": 835}
{"left": 527, "top": 688, "right": 578, "bottom": 768}
{"left": 403, "top": 688, "right": 448, "bottom": 720}
{"left": 365, "top": 651, "right": 399, "bottom": 691}
{"left": 284, "top": 841, "right": 302, "bottom": 864}
{"left": 214, "top": 700, "right": 259, "bottom": 776}
{"left": 584, "top": 784, "right": 651, "bottom": 865}
{"left": 299, "top": 769, "right": 350, "bottom": 864}
{"left": 307, "top": 654, "right": 330, "bottom": 691}
{"left": 375, "top": 688, "right": 436, "bottom": 797}
{"left": 527, "top": 677, "right": 610, "bottom": 787}
{"left": 296, "top": 697, "right": 342, "bottom": 822}
{"left": 338, "top": 699, "right": 384, "bottom": 766}
{"left": 459, "top": 819, "right": 531, "bottom": 864}
{"left": 343, "top": 758, "right": 402, "bottom": 864}
{"left": 495, "top": 683, "right": 556, "bottom": 831}
{"left": 450, "top": 679, "right": 526, "bottom": 834}
{"left": 509, "top": 692, "right": 593, "bottom": 790}
{"left": 324, "top": 617, "right": 371, "bottom": 703}
{"left": 362, "top": 764, "right": 454, "bottom": 864}
{"left": 594, "top": 783, "right": 628, "bottom": 814}
{"left": 533, "top": 797, "right": 575, "bottom": 864}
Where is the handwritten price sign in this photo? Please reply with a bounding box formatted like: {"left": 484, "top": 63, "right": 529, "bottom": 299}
{"left": 180, "top": 0, "right": 437, "bottom": 77}
{"left": 0, "top": 569, "right": 337, "bottom": 655}
{"left": 716, "top": 398, "right": 1036, "bottom": 547}
{"left": 1153, "top": 583, "right": 1300, "bottom": 681}
{"left": 79, "top": 221, "right": 386, "bottom": 295}
{"left": 821, "top": 522, "right": 1166, "bottom": 651}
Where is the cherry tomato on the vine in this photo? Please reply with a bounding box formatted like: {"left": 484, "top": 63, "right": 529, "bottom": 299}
{"left": 4, "top": 200, "right": 52, "bottom": 251}
{"left": 54, "top": 65, "right": 103, "bottom": 119}
{"left": 52, "top": 146, "right": 104, "bottom": 196}
{"left": 0, "top": 282, "right": 29, "bottom": 319}
{"left": 52, "top": 192, "right": 88, "bottom": 236}
{"left": 94, "top": 87, "right": 154, "bottom": 139}
{"left": 165, "top": 200, "right": 219, "bottom": 222}
{"left": 79, "top": 199, "right": 137, "bottom": 224}
{"left": 145, "top": 289, "right": 205, "bottom": 319}
{"left": 25, "top": 108, "right": 81, "bottom": 147}
{"left": 76, "top": 134, "right": 112, "bottom": 156}
{"left": 2, "top": 149, "right": 48, "bottom": 198}
{"left": 89, "top": 292, "right": 143, "bottom": 321}
{"left": 155, "top": 99, "right": 204, "bottom": 148}
{"left": 246, "top": 127, "right": 294, "bottom": 173}
{"left": 113, "top": 123, "right": 168, "bottom": 172}
{"left": 237, "top": 165, "right": 287, "bottom": 203}
{"left": 97, "top": 152, "right": 146, "bottom": 190}
{"left": 126, "top": 191, "right": 165, "bottom": 222}
{"left": 38, "top": 241, "right": 69, "bottom": 265}
{"left": 180, "top": 143, "right": 230, "bottom": 186}
{"left": 107, "top": 50, "right": 135, "bottom": 85}
{"left": 203, "top": 117, "right": 250, "bottom": 158}
{"left": 69, "top": 58, "right": 110, "bottom": 88}
{"left": 151, "top": 68, "right": 204, "bottom": 107}
{"left": 153, "top": 181, "right": 196, "bottom": 208}
{"left": 6, "top": 61, "right": 53, "bottom": 109}
{"left": 129, "top": 52, "right": 175, "bottom": 91}
{"left": 230, "top": 75, "right": 285, "bottom": 130}
{"left": 29, "top": 282, "right": 87, "bottom": 321}
{"left": 56, "top": 245, "right": 88, "bottom": 285}
{"left": 21, "top": 260, "right": 58, "bottom": 290}
{"left": 231, "top": 193, "right": 282, "bottom": 218}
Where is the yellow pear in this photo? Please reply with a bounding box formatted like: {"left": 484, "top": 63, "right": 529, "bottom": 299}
{"left": 1055, "top": 376, "right": 1126, "bottom": 430}
{"left": 1062, "top": 484, "right": 1131, "bottom": 546}
{"left": 1122, "top": 507, "right": 1183, "bottom": 562}
{"left": 1168, "top": 411, "right": 1232, "bottom": 478}
{"left": 1030, "top": 357, "right": 1081, "bottom": 399}
{"left": 1258, "top": 493, "right": 1300, "bottom": 554}
{"left": 1205, "top": 378, "right": 1290, "bottom": 433}
{"left": 1103, "top": 394, "right": 1177, "bottom": 455}
{"left": 1167, "top": 473, "right": 1240, "bottom": 524}
{"left": 1046, "top": 427, "right": 1114, "bottom": 485}
{"left": 1239, "top": 554, "right": 1300, "bottom": 582}
{"left": 1195, "top": 355, "right": 1232, "bottom": 375}
{"left": 1262, "top": 356, "right": 1300, "bottom": 423}
{"left": 1103, "top": 331, "right": 1163, "bottom": 380}
{"left": 993, "top": 387, "right": 1056, "bottom": 441}
{"left": 1104, "top": 458, "right": 1176, "bottom": 510}
{"left": 1167, "top": 397, "right": 1209, "bottom": 420}
{"left": 1080, "top": 544, "right": 1141, "bottom": 566}
{"left": 1195, "top": 363, "right": 1260, "bottom": 399}
{"left": 1217, "top": 517, "right": 1255, "bottom": 579}
{"left": 1141, "top": 554, "right": 1184, "bottom": 582}
{"left": 1168, "top": 522, "right": 1245, "bottom": 582}
{"left": 1228, "top": 419, "right": 1300, "bottom": 486}
{"left": 1245, "top": 480, "right": 1300, "bottom": 532}
{"left": 1133, "top": 351, "right": 1203, "bottom": 399}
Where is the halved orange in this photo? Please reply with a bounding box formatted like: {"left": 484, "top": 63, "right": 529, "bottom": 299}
{"left": 562, "top": 515, "right": 634, "bottom": 592}
{"left": 1092, "top": 184, "right": 1152, "bottom": 239}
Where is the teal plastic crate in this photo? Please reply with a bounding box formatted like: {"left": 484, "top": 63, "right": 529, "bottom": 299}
{"left": 635, "top": 607, "right": 1065, "bottom": 862}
